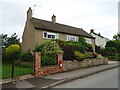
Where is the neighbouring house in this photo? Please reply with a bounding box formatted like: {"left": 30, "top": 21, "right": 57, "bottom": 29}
{"left": 90, "top": 29, "right": 110, "bottom": 48}
{"left": 21, "top": 7, "right": 95, "bottom": 52}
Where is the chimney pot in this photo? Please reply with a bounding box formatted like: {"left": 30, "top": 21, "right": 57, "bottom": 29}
{"left": 90, "top": 29, "right": 94, "bottom": 33}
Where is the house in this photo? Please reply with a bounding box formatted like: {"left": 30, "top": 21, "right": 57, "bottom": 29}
{"left": 90, "top": 29, "right": 110, "bottom": 48}
{"left": 21, "top": 7, "right": 95, "bottom": 52}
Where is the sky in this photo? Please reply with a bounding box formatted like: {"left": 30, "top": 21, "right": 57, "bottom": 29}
{"left": 0, "top": 0, "right": 119, "bottom": 41}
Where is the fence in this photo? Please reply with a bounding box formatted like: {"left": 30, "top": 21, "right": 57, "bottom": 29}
{"left": 2, "top": 54, "right": 34, "bottom": 79}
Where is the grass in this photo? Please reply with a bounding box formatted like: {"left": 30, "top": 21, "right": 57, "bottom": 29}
{"left": 2, "top": 63, "right": 34, "bottom": 79}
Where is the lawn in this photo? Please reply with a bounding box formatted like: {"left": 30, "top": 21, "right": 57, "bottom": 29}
{"left": 2, "top": 63, "right": 34, "bottom": 79}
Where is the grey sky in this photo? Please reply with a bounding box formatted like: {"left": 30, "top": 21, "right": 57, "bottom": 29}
{"left": 0, "top": 0, "right": 119, "bottom": 41}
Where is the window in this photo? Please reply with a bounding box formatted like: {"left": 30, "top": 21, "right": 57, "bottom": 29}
{"left": 85, "top": 38, "right": 92, "bottom": 44}
{"left": 43, "top": 32, "right": 59, "bottom": 39}
{"left": 67, "top": 35, "right": 78, "bottom": 41}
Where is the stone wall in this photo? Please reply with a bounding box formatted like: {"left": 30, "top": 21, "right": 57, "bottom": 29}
{"left": 63, "top": 58, "right": 108, "bottom": 71}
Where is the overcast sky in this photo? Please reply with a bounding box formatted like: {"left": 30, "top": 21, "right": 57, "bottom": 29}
{"left": 0, "top": 0, "right": 119, "bottom": 41}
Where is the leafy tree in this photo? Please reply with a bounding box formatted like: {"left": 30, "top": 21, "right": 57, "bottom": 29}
{"left": 113, "top": 33, "right": 120, "bottom": 40}
{"left": 6, "top": 44, "right": 20, "bottom": 60}
{"left": 2, "top": 33, "right": 20, "bottom": 48}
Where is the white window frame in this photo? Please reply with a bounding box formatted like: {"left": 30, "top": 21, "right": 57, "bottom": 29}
{"left": 84, "top": 38, "right": 92, "bottom": 44}
{"left": 67, "top": 35, "right": 78, "bottom": 41}
{"left": 43, "top": 32, "right": 59, "bottom": 39}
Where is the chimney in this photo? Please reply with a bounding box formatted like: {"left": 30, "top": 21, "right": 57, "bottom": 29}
{"left": 90, "top": 29, "right": 94, "bottom": 33}
{"left": 27, "top": 7, "right": 32, "bottom": 20}
{"left": 52, "top": 14, "right": 56, "bottom": 23}
{"left": 98, "top": 33, "right": 101, "bottom": 36}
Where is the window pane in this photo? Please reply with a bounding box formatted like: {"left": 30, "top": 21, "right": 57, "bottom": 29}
{"left": 44, "top": 32, "right": 47, "bottom": 37}
{"left": 48, "top": 35, "right": 52, "bottom": 38}
{"left": 52, "top": 35, "right": 55, "bottom": 39}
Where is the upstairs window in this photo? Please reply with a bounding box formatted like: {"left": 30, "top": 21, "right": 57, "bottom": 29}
{"left": 67, "top": 35, "right": 78, "bottom": 41}
{"left": 43, "top": 32, "right": 59, "bottom": 39}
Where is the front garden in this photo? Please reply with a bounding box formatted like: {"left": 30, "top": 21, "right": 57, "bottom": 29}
{"left": 2, "top": 36, "right": 110, "bottom": 78}
{"left": 33, "top": 36, "right": 99, "bottom": 67}
{"left": 95, "top": 40, "right": 120, "bottom": 61}
{"left": 2, "top": 44, "right": 34, "bottom": 79}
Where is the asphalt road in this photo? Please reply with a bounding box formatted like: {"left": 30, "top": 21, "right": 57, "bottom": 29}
{"left": 54, "top": 68, "right": 118, "bottom": 88}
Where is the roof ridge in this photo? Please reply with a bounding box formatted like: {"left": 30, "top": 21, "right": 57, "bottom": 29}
{"left": 32, "top": 17, "right": 83, "bottom": 31}
{"left": 31, "top": 17, "right": 94, "bottom": 39}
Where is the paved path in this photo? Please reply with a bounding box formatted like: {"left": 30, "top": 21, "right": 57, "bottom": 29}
{"left": 54, "top": 67, "right": 118, "bottom": 88}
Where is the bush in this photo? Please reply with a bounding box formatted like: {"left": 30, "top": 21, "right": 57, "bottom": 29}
{"left": 33, "top": 40, "right": 63, "bottom": 66}
{"left": 74, "top": 51, "right": 85, "bottom": 61}
{"left": 5, "top": 44, "right": 20, "bottom": 60}
{"left": 65, "top": 41, "right": 85, "bottom": 53}
{"left": 62, "top": 45, "right": 74, "bottom": 60}
{"left": 107, "top": 53, "right": 120, "bottom": 61}
{"left": 33, "top": 40, "right": 63, "bottom": 54}
{"left": 84, "top": 52, "right": 93, "bottom": 59}
{"left": 106, "top": 40, "right": 120, "bottom": 53}
{"left": 20, "top": 51, "right": 33, "bottom": 62}
{"left": 42, "top": 55, "right": 57, "bottom": 66}
{"left": 101, "top": 47, "right": 117, "bottom": 56}
{"left": 51, "top": 39, "right": 65, "bottom": 48}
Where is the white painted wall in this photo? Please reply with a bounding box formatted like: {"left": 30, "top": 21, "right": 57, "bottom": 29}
{"left": 90, "top": 33, "right": 107, "bottom": 48}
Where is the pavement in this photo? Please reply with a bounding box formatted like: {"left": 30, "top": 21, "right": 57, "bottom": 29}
{"left": 1, "top": 61, "right": 119, "bottom": 89}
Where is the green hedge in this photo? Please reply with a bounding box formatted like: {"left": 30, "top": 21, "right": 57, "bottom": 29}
{"left": 74, "top": 51, "right": 85, "bottom": 61}
{"left": 33, "top": 40, "right": 63, "bottom": 66}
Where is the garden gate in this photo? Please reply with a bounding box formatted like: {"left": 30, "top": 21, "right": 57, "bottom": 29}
{"left": 2, "top": 56, "right": 34, "bottom": 80}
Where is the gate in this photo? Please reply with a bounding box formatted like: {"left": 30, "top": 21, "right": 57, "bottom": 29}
{"left": 2, "top": 54, "right": 34, "bottom": 80}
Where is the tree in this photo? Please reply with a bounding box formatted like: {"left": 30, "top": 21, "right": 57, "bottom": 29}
{"left": 2, "top": 33, "right": 20, "bottom": 48}
{"left": 113, "top": 33, "right": 120, "bottom": 40}
{"left": 6, "top": 44, "right": 20, "bottom": 59}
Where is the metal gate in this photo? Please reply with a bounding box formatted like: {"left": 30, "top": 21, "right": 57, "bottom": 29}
{"left": 2, "top": 55, "right": 34, "bottom": 79}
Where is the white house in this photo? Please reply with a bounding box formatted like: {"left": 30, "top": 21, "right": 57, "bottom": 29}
{"left": 90, "top": 29, "right": 110, "bottom": 48}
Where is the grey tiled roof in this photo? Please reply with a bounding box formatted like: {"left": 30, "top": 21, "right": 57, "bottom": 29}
{"left": 31, "top": 17, "right": 95, "bottom": 39}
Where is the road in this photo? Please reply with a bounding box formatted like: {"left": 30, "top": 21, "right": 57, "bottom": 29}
{"left": 54, "top": 68, "right": 118, "bottom": 88}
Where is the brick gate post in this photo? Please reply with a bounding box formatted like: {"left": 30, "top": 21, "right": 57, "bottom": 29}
{"left": 34, "top": 52, "right": 41, "bottom": 76}
{"left": 58, "top": 52, "right": 63, "bottom": 69}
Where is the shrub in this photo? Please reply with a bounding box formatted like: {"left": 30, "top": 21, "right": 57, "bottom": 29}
{"left": 33, "top": 40, "right": 63, "bottom": 66}
{"left": 92, "top": 52, "right": 97, "bottom": 58}
{"left": 101, "top": 47, "right": 117, "bottom": 56}
{"left": 51, "top": 39, "right": 65, "bottom": 48}
{"left": 65, "top": 41, "right": 85, "bottom": 53}
{"left": 106, "top": 40, "right": 120, "bottom": 53}
{"left": 33, "top": 40, "right": 63, "bottom": 54}
{"left": 5, "top": 44, "right": 20, "bottom": 60}
{"left": 20, "top": 51, "right": 33, "bottom": 62}
{"left": 42, "top": 55, "right": 57, "bottom": 66}
{"left": 62, "top": 45, "right": 74, "bottom": 60}
{"left": 74, "top": 51, "right": 85, "bottom": 61}
{"left": 73, "top": 45, "right": 85, "bottom": 53}
{"left": 107, "top": 53, "right": 120, "bottom": 61}
{"left": 84, "top": 52, "right": 93, "bottom": 59}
